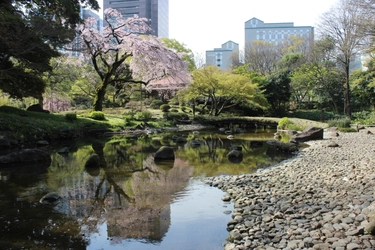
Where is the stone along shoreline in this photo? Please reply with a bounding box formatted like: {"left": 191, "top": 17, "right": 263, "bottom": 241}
{"left": 205, "top": 128, "right": 375, "bottom": 250}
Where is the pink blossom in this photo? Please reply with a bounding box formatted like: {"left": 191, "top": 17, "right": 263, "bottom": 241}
{"left": 76, "top": 8, "right": 190, "bottom": 89}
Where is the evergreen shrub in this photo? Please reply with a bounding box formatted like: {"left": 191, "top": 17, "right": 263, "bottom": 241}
{"left": 89, "top": 111, "right": 106, "bottom": 120}
{"left": 65, "top": 113, "right": 77, "bottom": 120}
{"left": 278, "top": 117, "right": 293, "bottom": 130}
{"left": 163, "top": 112, "right": 188, "bottom": 121}
{"left": 150, "top": 100, "right": 165, "bottom": 109}
{"left": 160, "top": 104, "right": 171, "bottom": 112}
{"left": 135, "top": 111, "right": 153, "bottom": 121}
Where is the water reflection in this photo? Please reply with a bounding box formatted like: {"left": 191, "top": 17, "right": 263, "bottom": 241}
{"left": 0, "top": 128, "right": 292, "bottom": 249}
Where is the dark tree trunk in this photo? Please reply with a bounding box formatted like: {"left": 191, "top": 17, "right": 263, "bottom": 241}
{"left": 38, "top": 95, "right": 44, "bottom": 109}
{"left": 93, "top": 85, "right": 106, "bottom": 111}
{"left": 344, "top": 64, "right": 352, "bottom": 120}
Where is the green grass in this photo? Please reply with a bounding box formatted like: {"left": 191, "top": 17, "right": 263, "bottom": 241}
{"left": 0, "top": 106, "right": 112, "bottom": 142}
{"left": 290, "top": 109, "right": 340, "bottom": 122}
{"left": 327, "top": 118, "right": 351, "bottom": 128}
{"left": 0, "top": 105, "right": 339, "bottom": 144}
{"left": 0, "top": 106, "right": 180, "bottom": 143}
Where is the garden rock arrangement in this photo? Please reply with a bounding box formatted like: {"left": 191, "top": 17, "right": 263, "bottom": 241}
{"left": 205, "top": 128, "right": 375, "bottom": 250}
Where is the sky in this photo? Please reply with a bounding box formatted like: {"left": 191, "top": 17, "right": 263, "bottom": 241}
{"left": 97, "top": 0, "right": 339, "bottom": 56}
{"left": 168, "top": 0, "right": 339, "bottom": 56}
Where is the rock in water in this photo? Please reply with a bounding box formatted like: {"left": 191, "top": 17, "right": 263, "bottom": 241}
{"left": 154, "top": 146, "right": 175, "bottom": 161}
{"left": 0, "top": 149, "right": 51, "bottom": 165}
{"left": 40, "top": 192, "right": 62, "bottom": 206}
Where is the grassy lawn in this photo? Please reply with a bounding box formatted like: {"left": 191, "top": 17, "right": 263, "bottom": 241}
{"left": 0, "top": 105, "right": 330, "bottom": 144}
{"left": 0, "top": 106, "right": 179, "bottom": 143}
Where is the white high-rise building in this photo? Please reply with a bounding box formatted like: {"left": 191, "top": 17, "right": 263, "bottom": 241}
{"left": 245, "top": 17, "right": 314, "bottom": 46}
{"left": 205, "top": 41, "right": 239, "bottom": 70}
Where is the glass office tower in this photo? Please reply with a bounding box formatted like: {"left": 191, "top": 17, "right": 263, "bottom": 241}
{"left": 103, "top": 0, "right": 169, "bottom": 38}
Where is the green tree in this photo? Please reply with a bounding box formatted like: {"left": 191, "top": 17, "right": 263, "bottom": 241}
{"left": 281, "top": 35, "right": 313, "bottom": 56}
{"left": 262, "top": 70, "right": 291, "bottom": 116}
{"left": 176, "top": 66, "right": 267, "bottom": 116}
{"left": 160, "top": 38, "right": 196, "bottom": 72}
{"left": 351, "top": 58, "right": 375, "bottom": 110}
{"left": 291, "top": 63, "right": 344, "bottom": 112}
{"left": 317, "top": 0, "right": 372, "bottom": 119}
{"left": 244, "top": 40, "right": 282, "bottom": 76}
{"left": 0, "top": 0, "right": 99, "bottom": 103}
{"left": 258, "top": 53, "right": 304, "bottom": 116}
{"left": 233, "top": 64, "right": 266, "bottom": 85}
{"left": 44, "top": 56, "right": 100, "bottom": 109}
{"left": 288, "top": 36, "right": 345, "bottom": 113}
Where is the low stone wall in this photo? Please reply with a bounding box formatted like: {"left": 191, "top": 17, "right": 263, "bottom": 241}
{"left": 205, "top": 128, "right": 375, "bottom": 250}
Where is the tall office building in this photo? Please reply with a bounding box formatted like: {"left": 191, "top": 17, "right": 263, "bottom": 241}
{"left": 245, "top": 17, "right": 314, "bottom": 46}
{"left": 103, "top": 0, "right": 169, "bottom": 38}
{"left": 64, "top": 7, "right": 102, "bottom": 57}
{"left": 206, "top": 41, "right": 239, "bottom": 70}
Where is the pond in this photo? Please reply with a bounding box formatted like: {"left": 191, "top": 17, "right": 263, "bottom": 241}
{"left": 0, "top": 128, "right": 292, "bottom": 249}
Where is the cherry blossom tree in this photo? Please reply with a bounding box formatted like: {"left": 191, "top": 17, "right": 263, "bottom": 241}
{"left": 77, "top": 8, "right": 189, "bottom": 111}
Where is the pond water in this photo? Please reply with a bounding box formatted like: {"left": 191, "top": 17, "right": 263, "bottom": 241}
{"left": 0, "top": 128, "right": 292, "bottom": 249}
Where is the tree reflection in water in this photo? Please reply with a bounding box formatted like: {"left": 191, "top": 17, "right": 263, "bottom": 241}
{"left": 0, "top": 128, "right": 292, "bottom": 249}
{"left": 76, "top": 139, "right": 194, "bottom": 243}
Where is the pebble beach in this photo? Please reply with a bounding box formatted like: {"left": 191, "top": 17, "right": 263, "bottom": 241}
{"left": 205, "top": 128, "right": 375, "bottom": 250}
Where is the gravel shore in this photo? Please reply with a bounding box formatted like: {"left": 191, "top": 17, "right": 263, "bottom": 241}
{"left": 205, "top": 128, "right": 375, "bottom": 250}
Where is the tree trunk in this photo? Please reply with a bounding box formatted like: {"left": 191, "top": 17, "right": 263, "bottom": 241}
{"left": 344, "top": 64, "right": 352, "bottom": 120}
{"left": 93, "top": 84, "right": 106, "bottom": 111}
{"left": 38, "top": 95, "right": 44, "bottom": 109}
{"left": 192, "top": 99, "right": 196, "bottom": 118}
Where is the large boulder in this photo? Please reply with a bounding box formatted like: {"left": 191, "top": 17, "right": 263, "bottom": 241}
{"left": 0, "top": 138, "right": 11, "bottom": 149}
{"left": 59, "top": 127, "right": 79, "bottom": 139}
{"left": 84, "top": 154, "right": 102, "bottom": 176}
{"left": 174, "top": 136, "right": 187, "bottom": 144}
{"left": 40, "top": 192, "right": 62, "bottom": 206}
{"left": 230, "top": 145, "right": 242, "bottom": 151}
{"left": 0, "top": 138, "right": 18, "bottom": 149}
{"left": 39, "top": 192, "right": 70, "bottom": 215}
{"left": 36, "top": 140, "right": 49, "bottom": 147}
{"left": 27, "top": 104, "right": 50, "bottom": 114}
{"left": 84, "top": 154, "right": 101, "bottom": 168}
{"left": 227, "top": 149, "right": 243, "bottom": 163}
{"left": 0, "top": 148, "right": 51, "bottom": 165}
{"left": 250, "top": 141, "right": 263, "bottom": 148}
{"left": 267, "top": 140, "right": 299, "bottom": 152}
{"left": 154, "top": 146, "right": 175, "bottom": 161}
{"left": 290, "top": 126, "right": 324, "bottom": 143}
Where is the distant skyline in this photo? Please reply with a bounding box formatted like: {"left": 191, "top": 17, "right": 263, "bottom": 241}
{"left": 97, "top": 0, "right": 339, "bottom": 55}
{"left": 169, "top": 0, "right": 338, "bottom": 56}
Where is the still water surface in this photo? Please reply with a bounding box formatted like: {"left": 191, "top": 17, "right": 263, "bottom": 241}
{"left": 0, "top": 128, "right": 291, "bottom": 249}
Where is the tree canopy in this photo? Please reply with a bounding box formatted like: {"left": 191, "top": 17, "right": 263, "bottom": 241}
{"left": 0, "top": 0, "right": 99, "bottom": 100}
{"left": 176, "top": 66, "right": 267, "bottom": 116}
{"left": 351, "top": 58, "right": 375, "bottom": 110}
{"left": 317, "top": 0, "right": 372, "bottom": 118}
{"left": 77, "top": 8, "right": 189, "bottom": 111}
{"left": 160, "top": 38, "right": 196, "bottom": 72}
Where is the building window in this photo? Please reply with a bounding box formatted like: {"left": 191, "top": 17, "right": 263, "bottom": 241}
{"left": 117, "top": 6, "right": 139, "bottom": 11}
{"left": 217, "top": 64, "right": 221, "bottom": 67}
{"left": 217, "top": 59, "right": 221, "bottom": 62}
{"left": 122, "top": 12, "right": 139, "bottom": 17}
{"left": 110, "top": 0, "right": 139, "bottom": 3}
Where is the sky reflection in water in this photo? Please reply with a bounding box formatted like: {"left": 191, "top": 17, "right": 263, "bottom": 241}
{"left": 0, "top": 128, "right": 292, "bottom": 249}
